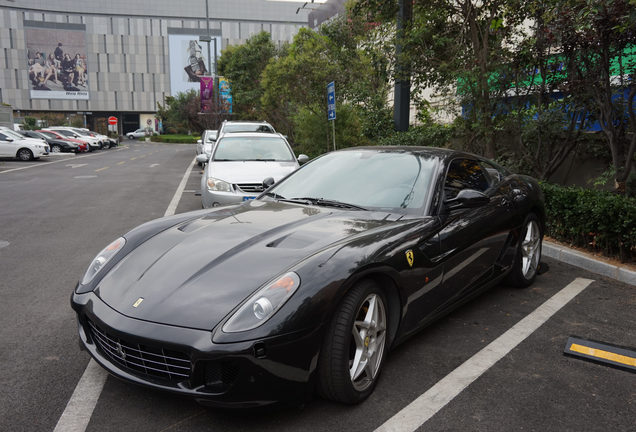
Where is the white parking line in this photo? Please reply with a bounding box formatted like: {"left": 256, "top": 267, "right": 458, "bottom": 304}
{"left": 0, "top": 147, "right": 128, "bottom": 174}
{"left": 53, "top": 156, "right": 196, "bottom": 432}
{"left": 374, "top": 277, "right": 594, "bottom": 432}
{"left": 53, "top": 360, "right": 107, "bottom": 432}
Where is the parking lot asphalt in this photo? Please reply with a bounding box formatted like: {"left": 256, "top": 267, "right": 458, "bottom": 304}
{"left": 1, "top": 142, "right": 634, "bottom": 432}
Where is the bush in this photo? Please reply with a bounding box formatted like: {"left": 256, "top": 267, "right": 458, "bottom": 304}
{"left": 376, "top": 123, "right": 455, "bottom": 148}
{"left": 541, "top": 182, "right": 635, "bottom": 262}
{"left": 150, "top": 134, "right": 199, "bottom": 144}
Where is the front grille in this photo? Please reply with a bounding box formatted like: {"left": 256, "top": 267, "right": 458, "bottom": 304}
{"left": 236, "top": 183, "right": 264, "bottom": 193}
{"left": 87, "top": 319, "right": 191, "bottom": 382}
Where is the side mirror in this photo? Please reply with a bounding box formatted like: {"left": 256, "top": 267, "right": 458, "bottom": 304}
{"left": 197, "top": 139, "right": 202, "bottom": 144}
{"left": 262, "top": 177, "right": 275, "bottom": 190}
{"left": 3, "top": 138, "right": 13, "bottom": 142}
{"left": 445, "top": 189, "right": 489, "bottom": 210}
{"left": 195, "top": 154, "right": 209, "bottom": 164}
{"left": 297, "top": 154, "right": 309, "bottom": 165}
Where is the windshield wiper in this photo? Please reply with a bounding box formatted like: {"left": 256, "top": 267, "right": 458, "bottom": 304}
{"left": 244, "top": 158, "right": 277, "bottom": 161}
{"left": 283, "top": 197, "right": 367, "bottom": 211}
{"left": 263, "top": 191, "right": 286, "bottom": 200}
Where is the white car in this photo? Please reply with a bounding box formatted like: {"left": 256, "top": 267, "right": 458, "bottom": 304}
{"left": 0, "top": 127, "right": 49, "bottom": 160}
{"left": 196, "top": 129, "right": 218, "bottom": 165}
{"left": 197, "top": 132, "right": 308, "bottom": 208}
{"left": 46, "top": 127, "right": 102, "bottom": 151}
{"left": 127, "top": 128, "right": 156, "bottom": 139}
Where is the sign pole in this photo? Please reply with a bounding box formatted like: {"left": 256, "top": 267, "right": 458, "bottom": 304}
{"left": 332, "top": 120, "right": 336, "bottom": 151}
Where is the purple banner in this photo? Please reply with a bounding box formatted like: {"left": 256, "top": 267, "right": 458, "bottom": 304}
{"left": 200, "top": 76, "right": 214, "bottom": 112}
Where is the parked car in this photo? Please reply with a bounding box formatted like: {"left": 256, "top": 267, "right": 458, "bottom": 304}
{"left": 0, "top": 127, "right": 49, "bottom": 160}
{"left": 196, "top": 129, "right": 218, "bottom": 166}
{"left": 45, "top": 127, "right": 101, "bottom": 151}
{"left": 197, "top": 132, "right": 307, "bottom": 208}
{"left": 78, "top": 128, "right": 115, "bottom": 148}
{"left": 20, "top": 130, "right": 79, "bottom": 153}
{"left": 71, "top": 146, "right": 545, "bottom": 407}
{"left": 126, "top": 128, "right": 156, "bottom": 139}
{"left": 38, "top": 130, "right": 88, "bottom": 152}
{"left": 216, "top": 120, "right": 275, "bottom": 141}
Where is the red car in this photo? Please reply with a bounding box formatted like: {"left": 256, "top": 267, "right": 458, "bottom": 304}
{"left": 37, "top": 130, "right": 89, "bottom": 152}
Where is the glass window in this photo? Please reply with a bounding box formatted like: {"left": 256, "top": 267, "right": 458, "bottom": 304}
{"left": 213, "top": 136, "right": 294, "bottom": 161}
{"left": 444, "top": 159, "right": 490, "bottom": 199}
{"left": 223, "top": 123, "right": 273, "bottom": 133}
{"left": 480, "top": 160, "right": 504, "bottom": 185}
{"left": 268, "top": 150, "right": 439, "bottom": 212}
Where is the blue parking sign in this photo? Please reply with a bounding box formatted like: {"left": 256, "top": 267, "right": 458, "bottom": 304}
{"left": 327, "top": 81, "right": 336, "bottom": 120}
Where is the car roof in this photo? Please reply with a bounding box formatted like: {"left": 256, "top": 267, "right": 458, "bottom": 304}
{"left": 336, "top": 146, "right": 490, "bottom": 163}
{"left": 217, "top": 132, "right": 285, "bottom": 139}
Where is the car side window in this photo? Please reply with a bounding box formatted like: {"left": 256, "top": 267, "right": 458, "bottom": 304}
{"left": 444, "top": 158, "right": 491, "bottom": 199}
{"left": 0, "top": 132, "right": 10, "bottom": 141}
{"left": 480, "top": 160, "right": 503, "bottom": 185}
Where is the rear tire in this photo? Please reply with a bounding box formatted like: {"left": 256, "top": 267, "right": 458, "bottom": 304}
{"left": 506, "top": 213, "right": 542, "bottom": 287}
{"left": 317, "top": 279, "right": 389, "bottom": 404}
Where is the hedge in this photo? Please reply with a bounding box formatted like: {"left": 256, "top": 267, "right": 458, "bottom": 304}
{"left": 150, "top": 134, "right": 199, "bottom": 144}
{"left": 541, "top": 182, "right": 635, "bottom": 262}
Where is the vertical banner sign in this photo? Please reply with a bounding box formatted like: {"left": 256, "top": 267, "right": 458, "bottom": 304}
{"left": 200, "top": 76, "right": 214, "bottom": 112}
{"left": 327, "top": 81, "right": 336, "bottom": 151}
{"left": 218, "top": 76, "right": 233, "bottom": 114}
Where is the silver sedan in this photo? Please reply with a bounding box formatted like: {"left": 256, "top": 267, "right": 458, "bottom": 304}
{"left": 198, "top": 133, "right": 307, "bottom": 208}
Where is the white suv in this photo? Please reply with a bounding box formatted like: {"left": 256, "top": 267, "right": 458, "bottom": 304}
{"left": 0, "top": 127, "right": 49, "bottom": 160}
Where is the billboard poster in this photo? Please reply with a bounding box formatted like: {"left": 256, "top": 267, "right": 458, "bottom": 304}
{"left": 219, "top": 76, "right": 232, "bottom": 114}
{"left": 168, "top": 34, "right": 222, "bottom": 96}
{"left": 200, "top": 77, "right": 214, "bottom": 112}
{"left": 25, "top": 25, "right": 89, "bottom": 100}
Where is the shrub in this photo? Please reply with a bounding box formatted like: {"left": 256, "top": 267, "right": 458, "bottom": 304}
{"left": 541, "top": 182, "right": 635, "bottom": 262}
{"left": 150, "top": 134, "right": 199, "bottom": 144}
{"left": 376, "top": 123, "right": 455, "bottom": 148}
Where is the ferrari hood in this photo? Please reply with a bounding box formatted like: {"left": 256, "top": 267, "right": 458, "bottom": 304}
{"left": 96, "top": 201, "right": 410, "bottom": 330}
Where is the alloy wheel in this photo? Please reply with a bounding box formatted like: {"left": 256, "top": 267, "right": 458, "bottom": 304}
{"left": 521, "top": 220, "right": 541, "bottom": 279}
{"left": 349, "top": 293, "right": 387, "bottom": 392}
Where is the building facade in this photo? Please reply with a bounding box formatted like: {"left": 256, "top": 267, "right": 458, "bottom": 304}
{"left": 0, "top": 0, "right": 310, "bottom": 133}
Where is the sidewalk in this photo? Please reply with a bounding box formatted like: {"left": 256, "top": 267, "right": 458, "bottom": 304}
{"left": 543, "top": 240, "right": 635, "bottom": 286}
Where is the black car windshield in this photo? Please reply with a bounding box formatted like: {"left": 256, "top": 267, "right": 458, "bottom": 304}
{"left": 266, "top": 150, "right": 438, "bottom": 213}
{"left": 223, "top": 124, "right": 273, "bottom": 133}
{"left": 212, "top": 136, "right": 294, "bottom": 161}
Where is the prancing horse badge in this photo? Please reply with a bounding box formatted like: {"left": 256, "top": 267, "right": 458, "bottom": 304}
{"left": 405, "top": 250, "right": 414, "bottom": 268}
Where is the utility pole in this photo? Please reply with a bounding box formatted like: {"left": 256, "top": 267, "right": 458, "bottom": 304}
{"left": 393, "top": 0, "right": 412, "bottom": 132}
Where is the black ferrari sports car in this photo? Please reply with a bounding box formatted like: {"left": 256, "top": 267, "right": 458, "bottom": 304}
{"left": 71, "top": 146, "right": 545, "bottom": 407}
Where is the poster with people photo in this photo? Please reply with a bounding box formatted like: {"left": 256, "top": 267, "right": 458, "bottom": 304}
{"left": 168, "top": 33, "right": 222, "bottom": 96}
{"left": 25, "top": 24, "right": 89, "bottom": 100}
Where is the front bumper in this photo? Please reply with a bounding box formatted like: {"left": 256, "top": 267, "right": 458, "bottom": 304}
{"left": 71, "top": 290, "right": 321, "bottom": 407}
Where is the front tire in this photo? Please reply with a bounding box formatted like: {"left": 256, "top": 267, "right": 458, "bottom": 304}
{"left": 318, "top": 279, "right": 389, "bottom": 404}
{"left": 128, "top": 135, "right": 134, "bottom": 140}
{"left": 506, "top": 213, "right": 543, "bottom": 287}
{"left": 51, "top": 144, "right": 62, "bottom": 153}
{"left": 17, "top": 148, "right": 34, "bottom": 161}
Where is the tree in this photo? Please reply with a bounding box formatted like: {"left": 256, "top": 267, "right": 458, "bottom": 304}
{"left": 217, "top": 31, "right": 277, "bottom": 118}
{"left": 354, "top": 0, "right": 531, "bottom": 158}
{"left": 156, "top": 90, "right": 227, "bottom": 133}
{"left": 545, "top": 0, "right": 636, "bottom": 191}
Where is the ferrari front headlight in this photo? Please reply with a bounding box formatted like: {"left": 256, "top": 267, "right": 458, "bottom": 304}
{"left": 222, "top": 272, "right": 300, "bottom": 333}
{"left": 80, "top": 237, "right": 126, "bottom": 285}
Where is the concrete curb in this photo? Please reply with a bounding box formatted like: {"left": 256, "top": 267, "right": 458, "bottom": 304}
{"left": 543, "top": 241, "right": 635, "bottom": 286}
